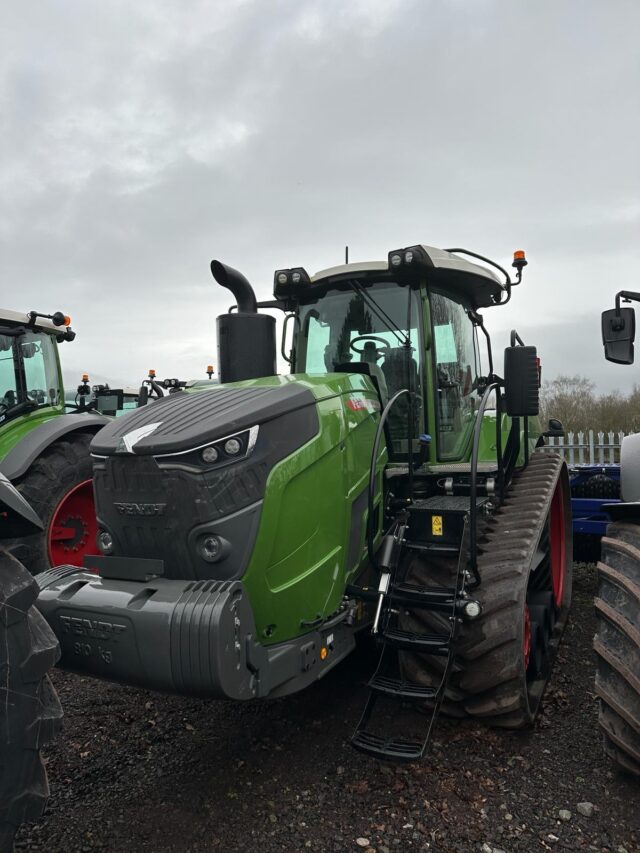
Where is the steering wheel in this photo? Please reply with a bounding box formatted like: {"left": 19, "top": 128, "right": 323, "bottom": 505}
{"left": 349, "top": 335, "right": 391, "bottom": 357}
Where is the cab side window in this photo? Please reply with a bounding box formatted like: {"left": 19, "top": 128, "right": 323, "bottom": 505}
{"left": 430, "top": 292, "right": 478, "bottom": 458}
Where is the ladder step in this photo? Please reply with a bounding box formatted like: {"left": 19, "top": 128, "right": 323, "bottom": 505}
{"left": 368, "top": 674, "right": 437, "bottom": 701}
{"left": 382, "top": 628, "right": 450, "bottom": 654}
{"left": 351, "top": 730, "right": 424, "bottom": 762}
{"left": 403, "top": 542, "right": 460, "bottom": 555}
{"left": 390, "top": 582, "right": 458, "bottom": 610}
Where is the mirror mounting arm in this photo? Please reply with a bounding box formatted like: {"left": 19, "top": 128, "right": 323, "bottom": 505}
{"left": 615, "top": 290, "right": 640, "bottom": 313}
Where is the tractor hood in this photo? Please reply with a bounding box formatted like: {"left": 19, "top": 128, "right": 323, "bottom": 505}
{"left": 90, "top": 383, "right": 316, "bottom": 457}
{"left": 88, "top": 382, "right": 320, "bottom": 583}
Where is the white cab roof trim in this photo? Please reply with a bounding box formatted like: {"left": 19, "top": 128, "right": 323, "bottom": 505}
{"left": 311, "top": 246, "right": 503, "bottom": 288}
{"left": 419, "top": 245, "right": 503, "bottom": 286}
{"left": 0, "top": 309, "right": 63, "bottom": 333}
{"left": 311, "top": 261, "right": 388, "bottom": 282}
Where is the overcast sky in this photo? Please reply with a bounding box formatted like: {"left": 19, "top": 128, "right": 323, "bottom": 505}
{"left": 2, "top": 0, "right": 639, "bottom": 394}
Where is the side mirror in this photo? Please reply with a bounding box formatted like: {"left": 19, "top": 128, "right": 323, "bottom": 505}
{"left": 543, "top": 418, "right": 564, "bottom": 438}
{"left": 602, "top": 307, "right": 635, "bottom": 364}
{"left": 503, "top": 345, "right": 539, "bottom": 416}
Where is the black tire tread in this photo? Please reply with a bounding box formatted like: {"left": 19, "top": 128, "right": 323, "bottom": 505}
{"left": 595, "top": 522, "right": 640, "bottom": 777}
{"left": 401, "top": 451, "right": 572, "bottom": 729}
{"left": 0, "top": 549, "right": 62, "bottom": 850}
{"left": 6, "top": 432, "right": 94, "bottom": 574}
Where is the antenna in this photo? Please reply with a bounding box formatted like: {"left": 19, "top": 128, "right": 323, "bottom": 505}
{"left": 345, "top": 245, "right": 349, "bottom": 264}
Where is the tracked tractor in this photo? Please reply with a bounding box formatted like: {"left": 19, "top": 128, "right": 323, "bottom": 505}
{"left": 0, "top": 309, "right": 118, "bottom": 574}
{"left": 595, "top": 293, "right": 640, "bottom": 776}
{"left": 36, "top": 245, "right": 572, "bottom": 761}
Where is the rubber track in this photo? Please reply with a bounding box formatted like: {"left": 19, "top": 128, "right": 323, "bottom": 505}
{"left": 594, "top": 522, "right": 640, "bottom": 776}
{"left": 401, "top": 450, "right": 572, "bottom": 728}
{"left": 0, "top": 549, "right": 63, "bottom": 851}
{"left": 6, "top": 433, "right": 94, "bottom": 575}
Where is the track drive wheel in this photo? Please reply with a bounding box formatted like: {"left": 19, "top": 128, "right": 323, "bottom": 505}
{"left": 401, "top": 451, "right": 572, "bottom": 728}
{"left": 594, "top": 522, "right": 640, "bottom": 776}
{"left": 7, "top": 433, "right": 97, "bottom": 574}
{"left": 0, "top": 548, "right": 63, "bottom": 850}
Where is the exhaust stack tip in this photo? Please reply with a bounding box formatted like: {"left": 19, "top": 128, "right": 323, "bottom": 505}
{"left": 210, "top": 259, "right": 258, "bottom": 314}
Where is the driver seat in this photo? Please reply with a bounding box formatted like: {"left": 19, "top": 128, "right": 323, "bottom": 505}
{"left": 361, "top": 341, "right": 389, "bottom": 407}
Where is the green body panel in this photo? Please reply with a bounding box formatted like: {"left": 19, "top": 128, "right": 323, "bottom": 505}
{"left": 183, "top": 357, "right": 540, "bottom": 644}
{"left": 0, "top": 405, "right": 65, "bottom": 465}
{"left": 190, "top": 372, "right": 385, "bottom": 645}
{"left": 476, "top": 411, "right": 542, "bottom": 466}
{"left": 0, "top": 324, "right": 66, "bottom": 469}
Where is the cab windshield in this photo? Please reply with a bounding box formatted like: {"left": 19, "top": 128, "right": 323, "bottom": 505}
{"left": 294, "top": 279, "right": 422, "bottom": 454}
{"left": 0, "top": 328, "right": 62, "bottom": 421}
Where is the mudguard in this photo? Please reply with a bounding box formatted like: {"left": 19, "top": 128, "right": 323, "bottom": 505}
{"left": 0, "top": 412, "right": 108, "bottom": 480}
{"left": 0, "top": 471, "right": 43, "bottom": 535}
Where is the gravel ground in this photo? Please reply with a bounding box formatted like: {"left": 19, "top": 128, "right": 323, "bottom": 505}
{"left": 18, "top": 564, "right": 638, "bottom": 853}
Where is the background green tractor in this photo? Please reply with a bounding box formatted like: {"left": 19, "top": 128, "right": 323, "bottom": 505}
{"left": 596, "top": 292, "right": 640, "bottom": 776}
{"left": 0, "top": 309, "right": 110, "bottom": 573}
{"left": 36, "top": 244, "right": 571, "bottom": 761}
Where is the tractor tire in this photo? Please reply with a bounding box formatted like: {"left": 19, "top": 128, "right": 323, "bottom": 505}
{"left": 7, "top": 433, "right": 97, "bottom": 574}
{"left": 401, "top": 450, "right": 572, "bottom": 728}
{"left": 594, "top": 522, "right": 640, "bottom": 776}
{"left": 0, "top": 549, "right": 62, "bottom": 851}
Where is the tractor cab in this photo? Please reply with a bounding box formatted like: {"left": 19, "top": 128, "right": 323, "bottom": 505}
{"left": 275, "top": 245, "right": 518, "bottom": 461}
{"left": 0, "top": 309, "right": 72, "bottom": 425}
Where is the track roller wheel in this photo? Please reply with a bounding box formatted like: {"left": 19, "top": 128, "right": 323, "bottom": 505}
{"left": 400, "top": 451, "right": 573, "bottom": 728}
{"left": 594, "top": 521, "right": 640, "bottom": 776}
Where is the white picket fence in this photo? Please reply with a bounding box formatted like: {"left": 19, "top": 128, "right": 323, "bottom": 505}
{"left": 546, "top": 430, "right": 630, "bottom": 466}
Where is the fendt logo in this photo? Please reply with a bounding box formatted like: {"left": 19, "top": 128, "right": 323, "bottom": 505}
{"left": 113, "top": 502, "right": 167, "bottom": 516}
{"left": 60, "top": 615, "right": 127, "bottom": 640}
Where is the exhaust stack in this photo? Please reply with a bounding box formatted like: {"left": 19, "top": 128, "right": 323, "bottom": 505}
{"left": 211, "top": 259, "right": 276, "bottom": 383}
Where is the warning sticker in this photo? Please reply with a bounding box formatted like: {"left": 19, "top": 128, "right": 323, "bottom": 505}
{"left": 431, "top": 515, "right": 443, "bottom": 537}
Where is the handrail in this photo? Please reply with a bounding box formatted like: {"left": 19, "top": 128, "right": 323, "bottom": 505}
{"left": 468, "top": 381, "right": 501, "bottom": 587}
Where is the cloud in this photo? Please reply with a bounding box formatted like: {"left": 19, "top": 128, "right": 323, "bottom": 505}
{"left": 1, "top": 0, "right": 639, "bottom": 390}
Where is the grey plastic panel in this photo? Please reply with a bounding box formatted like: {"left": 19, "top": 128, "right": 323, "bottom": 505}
{"left": 0, "top": 471, "right": 43, "bottom": 532}
{"left": 621, "top": 432, "right": 640, "bottom": 503}
{"left": 91, "top": 383, "right": 315, "bottom": 456}
{"left": 36, "top": 568, "right": 358, "bottom": 701}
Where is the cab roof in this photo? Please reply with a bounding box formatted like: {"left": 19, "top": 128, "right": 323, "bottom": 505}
{"left": 310, "top": 245, "right": 508, "bottom": 309}
{"left": 0, "top": 309, "right": 64, "bottom": 333}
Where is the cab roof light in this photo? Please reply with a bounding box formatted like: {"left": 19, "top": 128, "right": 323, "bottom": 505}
{"left": 387, "top": 245, "right": 429, "bottom": 278}
{"left": 273, "top": 267, "right": 311, "bottom": 288}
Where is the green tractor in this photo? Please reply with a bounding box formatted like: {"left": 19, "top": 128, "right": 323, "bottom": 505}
{"left": 36, "top": 244, "right": 572, "bottom": 760}
{"left": 596, "top": 293, "right": 640, "bottom": 776}
{"left": 0, "top": 309, "right": 110, "bottom": 573}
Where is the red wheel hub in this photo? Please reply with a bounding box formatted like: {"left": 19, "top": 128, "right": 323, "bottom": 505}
{"left": 549, "top": 479, "right": 567, "bottom": 608}
{"left": 47, "top": 479, "right": 98, "bottom": 568}
{"left": 523, "top": 604, "right": 532, "bottom": 670}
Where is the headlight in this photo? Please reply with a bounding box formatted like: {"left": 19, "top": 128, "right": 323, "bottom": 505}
{"left": 201, "top": 446, "right": 219, "bottom": 463}
{"left": 224, "top": 438, "right": 242, "bottom": 456}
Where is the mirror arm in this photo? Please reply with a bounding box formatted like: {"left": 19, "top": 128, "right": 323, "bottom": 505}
{"left": 615, "top": 290, "right": 640, "bottom": 313}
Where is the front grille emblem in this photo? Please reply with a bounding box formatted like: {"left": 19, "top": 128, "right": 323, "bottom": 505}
{"left": 117, "top": 422, "right": 163, "bottom": 453}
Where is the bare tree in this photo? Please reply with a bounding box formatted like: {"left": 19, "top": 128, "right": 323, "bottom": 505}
{"left": 540, "top": 376, "right": 639, "bottom": 433}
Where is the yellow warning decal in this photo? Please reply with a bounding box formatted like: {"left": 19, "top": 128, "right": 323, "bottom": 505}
{"left": 431, "top": 515, "right": 443, "bottom": 536}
